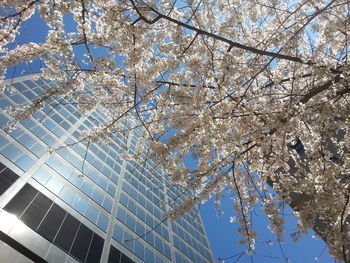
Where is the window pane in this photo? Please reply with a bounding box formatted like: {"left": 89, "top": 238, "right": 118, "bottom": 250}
{"left": 37, "top": 203, "right": 66, "bottom": 242}
{"left": 1, "top": 144, "right": 22, "bottom": 160}
{"left": 86, "top": 234, "right": 104, "bottom": 263}
{"left": 135, "top": 222, "right": 145, "bottom": 237}
{"left": 116, "top": 208, "right": 126, "bottom": 223}
{"left": 92, "top": 189, "right": 104, "bottom": 205}
{"left": 81, "top": 181, "right": 93, "bottom": 195}
{"left": 85, "top": 205, "right": 98, "bottom": 223}
{"left": 113, "top": 225, "right": 124, "bottom": 243}
{"left": 136, "top": 207, "right": 145, "bottom": 221}
{"left": 5, "top": 184, "right": 38, "bottom": 217}
{"left": 21, "top": 193, "right": 53, "bottom": 230}
{"left": 30, "top": 143, "right": 45, "bottom": 157}
{"left": 125, "top": 214, "right": 136, "bottom": 231}
{"left": 72, "top": 195, "right": 88, "bottom": 214}
{"left": 97, "top": 213, "right": 108, "bottom": 232}
{"left": 45, "top": 176, "right": 64, "bottom": 195}
{"left": 123, "top": 231, "right": 134, "bottom": 252}
{"left": 70, "top": 224, "right": 93, "bottom": 262}
{"left": 102, "top": 197, "right": 113, "bottom": 212}
{"left": 107, "top": 184, "right": 116, "bottom": 196}
{"left": 154, "top": 236, "right": 163, "bottom": 253}
{"left": 145, "top": 247, "right": 154, "bottom": 263}
{"left": 17, "top": 133, "right": 36, "bottom": 148}
{"left": 58, "top": 186, "right": 75, "bottom": 204}
{"left": 134, "top": 240, "right": 144, "bottom": 260}
{"left": 0, "top": 167, "right": 19, "bottom": 195}
{"left": 108, "top": 245, "right": 121, "bottom": 263}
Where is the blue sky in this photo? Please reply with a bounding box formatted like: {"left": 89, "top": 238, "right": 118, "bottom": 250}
{"left": 200, "top": 195, "right": 335, "bottom": 263}
{"left": 3, "top": 7, "right": 338, "bottom": 263}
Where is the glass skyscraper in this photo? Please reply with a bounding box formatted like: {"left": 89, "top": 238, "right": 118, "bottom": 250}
{"left": 0, "top": 75, "right": 214, "bottom": 263}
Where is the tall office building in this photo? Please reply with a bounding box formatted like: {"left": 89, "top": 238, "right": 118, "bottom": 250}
{"left": 0, "top": 75, "right": 214, "bottom": 263}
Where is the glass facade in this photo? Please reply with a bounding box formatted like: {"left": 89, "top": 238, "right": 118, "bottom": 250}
{"left": 0, "top": 75, "right": 214, "bottom": 263}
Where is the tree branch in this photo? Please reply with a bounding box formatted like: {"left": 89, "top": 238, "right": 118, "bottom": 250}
{"left": 130, "top": 0, "right": 311, "bottom": 64}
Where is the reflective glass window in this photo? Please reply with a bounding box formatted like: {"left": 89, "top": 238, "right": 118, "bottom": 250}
{"left": 111, "top": 174, "right": 118, "bottom": 184}
{"left": 72, "top": 195, "right": 88, "bottom": 214}
{"left": 154, "top": 235, "right": 163, "bottom": 253}
{"left": 18, "top": 133, "right": 36, "bottom": 148}
{"left": 128, "top": 198, "right": 137, "bottom": 213}
{"left": 15, "top": 155, "right": 34, "bottom": 171}
{"left": 0, "top": 136, "right": 8, "bottom": 148}
{"left": 45, "top": 176, "right": 64, "bottom": 195}
{"left": 92, "top": 189, "right": 104, "bottom": 204}
{"left": 122, "top": 182, "right": 129, "bottom": 192}
{"left": 107, "top": 184, "right": 116, "bottom": 196}
{"left": 173, "top": 236, "right": 180, "bottom": 249}
{"left": 43, "top": 119, "right": 56, "bottom": 130}
{"left": 145, "top": 247, "right": 154, "bottom": 263}
{"left": 102, "top": 197, "right": 113, "bottom": 212}
{"left": 119, "top": 193, "right": 128, "bottom": 206}
{"left": 30, "top": 143, "right": 45, "bottom": 157}
{"left": 129, "top": 186, "right": 138, "bottom": 199}
{"left": 155, "top": 225, "right": 162, "bottom": 236}
{"left": 145, "top": 201, "right": 153, "bottom": 214}
{"left": 33, "top": 168, "right": 51, "bottom": 184}
{"left": 97, "top": 213, "right": 108, "bottom": 232}
{"left": 134, "top": 240, "right": 144, "bottom": 260}
{"left": 85, "top": 205, "right": 99, "bottom": 223}
{"left": 163, "top": 228, "right": 169, "bottom": 241}
{"left": 154, "top": 208, "right": 161, "bottom": 220}
{"left": 116, "top": 207, "right": 126, "bottom": 223}
{"left": 52, "top": 113, "right": 63, "bottom": 124}
{"left": 146, "top": 213, "right": 153, "bottom": 228}
{"left": 145, "top": 231, "right": 154, "bottom": 245}
{"left": 9, "top": 127, "right": 24, "bottom": 139}
{"left": 67, "top": 115, "right": 77, "bottom": 124}
{"left": 135, "top": 221, "right": 145, "bottom": 236}
{"left": 23, "top": 80, "right": 37, "bottom": 89}
{"left": 23, "top": 90, "right": 36, "bottom": 100}
{"left": 102, "top": 166, "right": 111, "bottom": 178}
{"left": 137, "top": 194, "right": 146, "bottom": 207}
{"left": 69, "top": 172, "right": 84, "bottom": 187}
{"left": 32, "top": 125, "right": 46, "bottom": 138}
{"left": 1, "top": 144, "right": 22, "bottom": 160}
{"left": 97, "top": 175, "right": 108, "bottom": 190}
{"left": 136, "top": 207, "right": 145, "bottom": 221}
{"left": 11, "top": 94, "right": 26, "bottom": 104}
{"left": 86, "top": 167, "right": 98, "bottom": 181}
{"left": 12, "top": 82, "right": 27, "bottom": 92}
{"left": 155, "top": 254, "right": 165, "bottom": 263}
{"left": 61, "top": 120, "right": 71, "bottom": 130}
{"left": 81, "top": 181, "right": 93, "bottom": 195}
{"left": 106, "top": 157, "right": 114, "bottom": 168}
{"left": 42, "top": 134, "right": 55, "bottom": 146}
{"left": 180, "top": 240, "right": 188, "bottom": 256}
{"left": 123, "top": 231, "right": 134, "bottom": 251}
{"left": 164, "top": 244, "right": 171, "bottom": 260}
{"left": 59, "top": 186, "right": 75, "bottom": 204}
{"left": 0, "top": 97, "right": 12, "bottom": 108}
{"left": 52, "top": 126, "right": 64, "bottom": 137}
{"left": 0, "top": 115, "right": 9, "bottom": 128}
{"left": 126, "top": 213, "right": 136, "bottom": 231}
{"left": 113, "top": 225, "right": 124, "bottom": 243}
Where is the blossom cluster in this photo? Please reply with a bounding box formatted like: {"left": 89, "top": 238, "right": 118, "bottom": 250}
{"left": 1, "top": 0, "right": 349, "bottom": 260}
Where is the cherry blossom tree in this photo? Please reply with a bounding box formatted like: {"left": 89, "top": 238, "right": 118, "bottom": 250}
{"left": 1, "top": 0, "right": 349, "bottom": 261}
